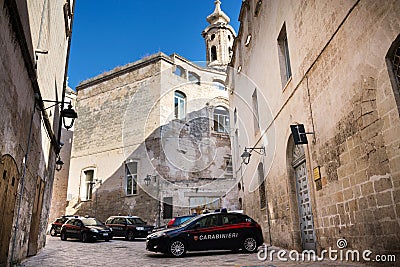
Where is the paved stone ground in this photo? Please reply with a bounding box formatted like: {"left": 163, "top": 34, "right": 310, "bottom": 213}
{"left": 17, "top": 236, "right": 378, "bottom": 267}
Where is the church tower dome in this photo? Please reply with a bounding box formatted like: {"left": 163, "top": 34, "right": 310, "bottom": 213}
{"left": 202, "top": 0, "right": 236, "bottom": 70}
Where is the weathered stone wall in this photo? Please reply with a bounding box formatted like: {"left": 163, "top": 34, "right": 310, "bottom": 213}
{"left": 0, "top": 0, "right": 73, "bottom": 264}
{"left": 67, "top": 53, "right": 237, "bottom": 226}
{"left": 229, "top": 0, "right": 400, "bottom": 255}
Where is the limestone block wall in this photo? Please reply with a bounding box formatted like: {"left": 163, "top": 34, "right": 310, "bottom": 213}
{"left": 229, "top": 0, "right": 400, "bottom": 255}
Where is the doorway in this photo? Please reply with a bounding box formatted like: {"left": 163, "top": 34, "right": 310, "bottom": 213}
{"left": 0, "top": 155, "right": 20, "bottom": 266}
{"left": 292, "top": 144, "right": 316, "bottom": 251}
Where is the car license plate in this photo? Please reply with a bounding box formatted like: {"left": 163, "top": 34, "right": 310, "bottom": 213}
{"left": 136, "top": 227, "right": 144, "bottom": 231}
{"left": 103, "top": 233, "right": 108, "bottom": 236}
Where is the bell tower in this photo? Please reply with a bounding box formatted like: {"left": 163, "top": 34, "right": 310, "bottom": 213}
{"left": 202, "top": 0, "right": 236, "bottom": 70}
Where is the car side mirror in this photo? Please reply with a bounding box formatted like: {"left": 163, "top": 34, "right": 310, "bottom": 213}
{"left": 194, "top": 222, "right": 201, "bottom": 229}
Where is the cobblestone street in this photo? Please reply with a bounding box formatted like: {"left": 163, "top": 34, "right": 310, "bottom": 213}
{"left": 18, "top": 236, "right": 371, "bottom": 267}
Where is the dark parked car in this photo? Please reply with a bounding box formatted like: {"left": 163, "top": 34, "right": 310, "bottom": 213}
{"left": 60, "top": 217, "right": 112, "bottom": 242}
{"left": 105, "top": 216, "right": 154, "bottom": 240}
{"left": 50, "top": 216, "right": 74, "bottom": 236}
{"left": 146, "top": 211, "right": 263, "bottom": 257}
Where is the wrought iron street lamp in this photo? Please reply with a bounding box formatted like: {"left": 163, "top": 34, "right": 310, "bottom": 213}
{"left": 55, "top": 155, "right": 64, "bottom": 171}
{"left": 40, "top": 99, "right": 78, "bottom": 130}
{"left": 241, "top": 146, "right": 265, "bottom": 165}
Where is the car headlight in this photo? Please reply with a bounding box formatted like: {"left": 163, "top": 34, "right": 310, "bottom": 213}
{"left": 90, "top": 229, "right": 98, "bottom": 233}
{"left": 150, "top": 232, "right": 166, "bottom": 238}
{"left": 136, "top": 227, "right": 144, "bottom": 231}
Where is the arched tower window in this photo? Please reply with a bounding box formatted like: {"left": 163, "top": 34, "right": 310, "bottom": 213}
{"left": 174, "top": 91, "right": 186, "bottom": 120}
{"left": 387, "top": 34, "right": 400, "bottom": 115}
{"left": 211, "top": 46, "right": 218, "bottom": 61}
{"left": 213, "top": 106, "right": 229, "bottom": 133}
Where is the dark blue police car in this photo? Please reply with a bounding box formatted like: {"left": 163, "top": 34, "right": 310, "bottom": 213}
{"left": 146, "top": 211, "right": 263, "bottom": 257}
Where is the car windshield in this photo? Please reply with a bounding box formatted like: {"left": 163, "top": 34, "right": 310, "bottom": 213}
{"left": 81, "top": 218, "right": 104, "bottom": 226}
{"left": 177, "top": 216, "right": 197, "bottom": 228}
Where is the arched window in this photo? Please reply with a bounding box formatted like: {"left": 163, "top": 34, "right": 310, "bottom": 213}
{"left": 188, "top": 71, "right": 200, "bottom": 85}
{"left": 389, "top": 39, "right": 400, "bottom": 87}
{"left": 174, "top": 91, "right": 186, "bottom": 119}
{"left": 173, "top": 65, "right": 186, "bottom": 78}
{"left": 211, "top": 46, "right": 218, "bottom": 61}
{"left": 80, "top": 167, "right": 96, "bottom": 201}
{"left": 387, "top": 34, "right": 400, "bottom": 114}
{"left": 213, "top": 106, "right": 229, "bottom": 133}
{"left": 213, "top": 80, "right": 225, "bottom": 90}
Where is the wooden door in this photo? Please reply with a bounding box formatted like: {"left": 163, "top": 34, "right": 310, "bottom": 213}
{"left": 0, "top": 155, "right": 20, "bottom": 267}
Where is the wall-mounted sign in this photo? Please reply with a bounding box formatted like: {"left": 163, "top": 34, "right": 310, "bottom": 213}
{"left": 313, "top": 166, "right": 321, "bottom": 181}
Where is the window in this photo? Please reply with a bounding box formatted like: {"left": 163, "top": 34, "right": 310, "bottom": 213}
{"left": 188, "top": 71, "right": 200, "bottom": 85}
{"left": 278, "top": 23, "right": 292, "bottom": 86}
{"left": 163, "top": 197, "right": 173, "bottom": 219}
{"left": 213, "top": 106, "right": 230, "bottom": 133}
{"left": 126, "top": 161, "right": 138, "bottom": 195}
{"left": 211, "top": 46, "right": 218, "bottom": 61}
{"left": 390, "top": 37, "right": 400, "bottom": 88}
{"left": 387, "top": 34, "right": 400, "bottom": 115}
{"left": 221, "top": 214, "right": 245, "bottom": 225}
{"left": 254, "top": 0, "right": 262, "bottom": 16}
{"left": 252, "top": 89, "right": 260, "bottom": 132}
{"left": 195, "top": 215, "right": 220, "bottom": 228}
{"left": 234, "top": 108, "right": 237, "bottom": 124}
{"left": 81, "top": 169, "right": 94, "bottom": 201}
{"left": 258, "top": 163, "right": 266, "bottom": 209}
{"left": 224, "top": 155, "right": 233, "bottom": 178}
{"left": 173, "top": 65, "right": 186, "bottom": 78}
{"left": 174, "top": 91, "right": 186, "bottom": 120}
{"left": 211, "top": 34, "right": 216, "bottom": 40}
{"left": 213, "top": 80, "right": 225, "bottom": 90}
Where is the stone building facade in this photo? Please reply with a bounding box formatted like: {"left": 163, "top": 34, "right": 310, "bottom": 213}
{"left": 65, "top": 2, "right": 238, "bottom": 225}
{"left": 0, "top": 0, "right": 75, "bottom": 265}
{"left": 228, "top": 0, "right": 400, "bottom": 256}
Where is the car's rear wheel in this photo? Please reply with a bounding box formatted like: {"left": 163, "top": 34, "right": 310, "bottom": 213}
{"left": 126, "top": 231, "right": 135, "bottom": 241}
{"left": 81, "top": 232, "right": 89, "bottom": 243}
{"left": 50, "top": 227, "right": 57, "bottom": 236}
{"left": 168, "top": 239, "right": 186, "bottom": 257}
{"left": 60, "top": 231, "right": 67, "bottom": 241}
{"left": 242, "top": 236, "right": 257, "bottom": 253}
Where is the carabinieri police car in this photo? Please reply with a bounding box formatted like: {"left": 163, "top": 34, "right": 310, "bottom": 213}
{"left": 146, "top": 210, "right": 263, "bottom": 257}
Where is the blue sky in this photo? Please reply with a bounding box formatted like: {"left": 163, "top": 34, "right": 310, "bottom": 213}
{"left": 67, "top": 0, "right": 242, "bottom": 89}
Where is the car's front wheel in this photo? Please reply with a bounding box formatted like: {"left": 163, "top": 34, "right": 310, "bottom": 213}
{"left": 81, "top": 232, "right": 89, "bottom": 243}
{"left": 242, "top": 236, "right": 258, "bottom": 253}
{"left": 168, "top": 239, "right": 186, "bottom": 257}
{"left": 126, "top": 231, "right": 135, "bottom": 241}
{"left": 60, "top": 231, "right": 67, "bottom": 241}
{"left": 50, "top": 227, "right": 57, "bottom": 236}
